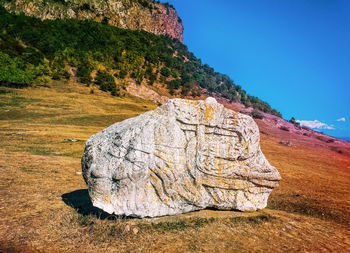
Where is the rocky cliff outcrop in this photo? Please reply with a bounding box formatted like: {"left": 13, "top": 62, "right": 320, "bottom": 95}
{"left": 2, "top": 0, "right": 183, "bottom": 42}
{"left": 82, "top": 97, "right": 281, "bottom": 217}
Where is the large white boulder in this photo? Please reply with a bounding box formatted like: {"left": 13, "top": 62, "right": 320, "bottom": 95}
{"left": 82, "top": 97, "right": 281, "bottom": 217}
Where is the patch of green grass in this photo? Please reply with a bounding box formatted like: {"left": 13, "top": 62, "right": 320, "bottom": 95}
{"left": 35, "top": 103, "right": 71, "bottom": 109}
{"left": 151, "top": 220, "right": 189, "bottom": 231}
{"left": 21, "top": 146, "right": 56, "bottom": 156}
{"left": 62, "top": 149, "right": 85, "bottom": 159}
{"left": 0, "top": 88, "right": 12, "bottom": 94}
{"left": 77, "top": 214, "right": 94, "bottom": 227}
{"left": 109, "top": 225, "right": 124, "bottom": 237}
{"left": 191, "top": 217, "right": 215, "bottom": 227}
{"left": 229, "top": 214, "right": 274, "bottom": 225}
{"left": 49, "top": 114, "right": 141, "bottom": 127}
{"left": 138, "top": 217, "right": 217, "bottom": 233}
{"left": 12, "top": 96, "right": 41, "bottom": 103}
{"left": 111, "top": 102, "right": 153, "bottom": 112}
{"left": 20, "top": 166, "right": 35, "bottom": 173}
{"left": 0, "top": 96, "right": 42, "bottom": 108}
{"left": 268, "top": 198, "right": 345, "bottom": 223}
{"left": 0, "top": 109, "right": 61, "bottom": 121}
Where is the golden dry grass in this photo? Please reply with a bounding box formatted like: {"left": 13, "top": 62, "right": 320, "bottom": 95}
{"left": 0, "top": 81, "right": 349, "bottom": 252}
{"left": 258, "top": 121, "right": 350, "bottom": 224}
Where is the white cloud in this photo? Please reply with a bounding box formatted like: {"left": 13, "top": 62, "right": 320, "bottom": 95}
{"left": 296, "top": 120, "right": 335, "bottom": 130}
{"left": 336, "top": 117, "right": 346, "bottom": 122}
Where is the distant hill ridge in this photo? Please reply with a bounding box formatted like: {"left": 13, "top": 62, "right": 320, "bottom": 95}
{"left": 1, "top": 0, "right": 183, "bottom": 42}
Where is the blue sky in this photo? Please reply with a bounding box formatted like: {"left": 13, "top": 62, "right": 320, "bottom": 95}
{"left": 163, "top": 0, "right": 350, "bottom": 139}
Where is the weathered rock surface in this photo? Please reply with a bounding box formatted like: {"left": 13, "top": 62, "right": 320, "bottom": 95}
{"left": 3, "top": 0, "right": 184, "bottom": 42}
{"left": 82, "top": 97, "right": 281, "bottom": 217}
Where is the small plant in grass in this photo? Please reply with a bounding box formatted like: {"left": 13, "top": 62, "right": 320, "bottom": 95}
{"left": 279, "top": 126, "right": 290, "bottom": 132}
{"left": 109, "top": 224, "right": 125, "bottom": 237}
{"left": 330, "top": 146, "right": 342, "bottom": 154}
{"left": 77, "top": 214, "right": 93, "bottom": 226}
{"left": 110, "top": 225, "right": 117, "bottom": 235}
{"left": 191, "top": 217, "right": 215, "bottom": 227}
{"left": 316, "top": 136, "right": 328, "bottom": 142}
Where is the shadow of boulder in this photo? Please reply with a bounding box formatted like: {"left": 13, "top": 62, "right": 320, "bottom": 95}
{"left": 62, "top": 190, "right": 243, "bottom": 220}
{"left": 62, "top": 189, "right": 117, "bottom": 219}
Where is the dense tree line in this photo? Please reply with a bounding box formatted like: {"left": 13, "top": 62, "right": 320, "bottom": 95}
{"left": 0, "top": 6, "right": 281, "bottom": 117}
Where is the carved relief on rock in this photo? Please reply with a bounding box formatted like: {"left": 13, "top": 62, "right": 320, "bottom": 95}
{"left": 82, "top": 97, "right": 281, "bottom": 217}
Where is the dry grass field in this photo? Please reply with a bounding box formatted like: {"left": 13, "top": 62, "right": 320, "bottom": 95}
{"left": 0, "top": 81, "right": 349, "bottom": 252}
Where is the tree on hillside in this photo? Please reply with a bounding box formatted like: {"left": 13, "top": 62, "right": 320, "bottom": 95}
{"left": 95, "top": 70, "right": 120, "bottom": 96}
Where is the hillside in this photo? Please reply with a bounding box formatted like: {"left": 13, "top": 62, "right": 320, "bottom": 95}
{"left": 0, "top": 81, "right": 349, "bottom": 252}
{"left": 1, "top": 0, "right": 184, "bottom": 42}
{"left": 0, "top": 5, "right": 282, "bottom": 117}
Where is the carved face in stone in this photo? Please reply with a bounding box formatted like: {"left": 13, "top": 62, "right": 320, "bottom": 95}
{"left": 82, "top": 98, "right": 281, "bottom": 217}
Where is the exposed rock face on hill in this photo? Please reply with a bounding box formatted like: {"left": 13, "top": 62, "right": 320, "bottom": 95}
{"left": 2, "top": 0, "right": 183, "bottom": 42}
{"left": 82, "top": 97, "right": 281, "bottom": 217}
{"left": 126, "top": 81, "right": 169, "bottom": 104}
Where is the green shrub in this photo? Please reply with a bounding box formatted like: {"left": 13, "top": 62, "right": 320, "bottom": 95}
{"left": 160, "top": 67, "right": 171, "bottom": 77}
{"left": 289, "top": 117, "right": 300, "bottom": 127}
{"left": 0, "top": 52, "right": 49, "bottom": 87}
{"left": 52, "top": 69, "right": 70, "bottom": 80}
{"left": 77, "top": 66, "right": 92, "bottom": 84}
{"left": 95, "top": 70, "right": 120, "bottom": 96}
{"left": 251, "top": 110, "right": 264, "bottom": 119}
{"left": 279, "top": 126, "right": 290, "bottom": 132}
{"left": 168, "top": 79, "right": 181, "bottom": 89}
{"left": 117, "top": 70, "right": 128, "bottom": 79}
